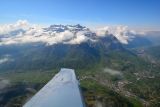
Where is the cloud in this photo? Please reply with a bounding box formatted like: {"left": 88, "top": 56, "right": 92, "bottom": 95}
{"left": 94, "top": 25, "right": 136, "bottom": 44}
{"left": 45, "top": 30, "right": 75, "bottom": 45}
{"left": 0, "top": 58, "right": 9, "bottom": 64}
{"left": 103, "top": 68, "right": 122, "bottom": 75}
{"left": 95, "top": 26, "right": 109, "bottom": 36}
{"left": 0, "top": 20, "right": 149, "bottom": 46}
{"left": 0, "top": 20, "right": 29, "bottom": 35}
{"left": 93, "top": 25, "right": 149, "bottom": 44}
{"left": 0, "top": 55, "right": 13, "bottom": 64}
{"left": 0, "top": 20, "right": 90, "bottom": 45}
{"left": 66, "top": 31, "right": 89, "bottom": 44}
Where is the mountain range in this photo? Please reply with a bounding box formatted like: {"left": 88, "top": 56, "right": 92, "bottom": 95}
{"left": 0, "top": 23, "right": 138, "bottom": 72}
{"left": 0, "top": 22, "right": 160, "bottom": 107}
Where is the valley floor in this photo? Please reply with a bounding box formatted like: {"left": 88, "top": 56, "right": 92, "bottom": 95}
{"left": 0, "top": 67, "right": 159, "bottom": 107}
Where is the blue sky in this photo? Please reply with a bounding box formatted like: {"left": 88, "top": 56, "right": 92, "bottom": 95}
{"left": 0, "top": 0, "right": 160, "bottom": 29}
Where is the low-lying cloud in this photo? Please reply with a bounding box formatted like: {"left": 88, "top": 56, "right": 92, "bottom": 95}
{"left": 0, "top": 20, "right": 147, "bottom": 46}
{"left": 0, "top": 20, "right": 92, "bottom": 45}
{"left": 0, "top": 20, "right": 29, "bottom": 35}
{"left": 94, "top": 26, "right": 137, "bottom": 44}
{"left": 0, "top": 55, "right": 13, "bottom": 64}
{"left": 103, "top": 68, "right": 122, "bottom": 75}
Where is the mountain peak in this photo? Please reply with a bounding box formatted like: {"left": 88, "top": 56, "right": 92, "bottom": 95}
{"left": 44, "top": 24, "right": 89, "bottom": 33}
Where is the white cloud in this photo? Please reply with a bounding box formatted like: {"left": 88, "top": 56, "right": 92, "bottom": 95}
{"left": 0, "top": 20, "right": 149, "bottom": 46}
{"left": 45, "top": 30, "right": 75, "bottom": 45}
{"left": 94, "top": 25, "right": 139, "bottom": 44}
{"left": 0, "top": 58, "right": 9, "bottom": 64}
{"left": 0, "top": 20, "right": 90, "bottom": 45}
{"left": 103, "top": 68, "right": 121, "bottom": 75}
{"left": 68, "top": 34, "right": 88, "bottom": 44}
{"left": 95, "top": 26, "right": 109, "bottom": 37}
{"left": 0, "top": 20, "right": 29, "bottom": 35}
{"left": 0, "top": 55, "right": 13, "bottom": 64}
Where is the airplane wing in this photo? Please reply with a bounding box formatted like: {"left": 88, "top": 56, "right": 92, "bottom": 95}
{"left": 23, "top": 68, "right": 85, "bottom": 107}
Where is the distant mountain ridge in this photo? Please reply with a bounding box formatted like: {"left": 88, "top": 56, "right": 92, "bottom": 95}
{"left": 0, "top": 23, "right": 148, "bottom": 46}
{"left": 44, "top": 24, "right": 89, "bottom": 33}
{"left": 0, "top": 23, "right": 157, "bottom": 72}
{"left": 0, "top": 22, "right": 158, "bottom": 49}
{"left": 0, "top": 32, "right": 125, "bottom": 71}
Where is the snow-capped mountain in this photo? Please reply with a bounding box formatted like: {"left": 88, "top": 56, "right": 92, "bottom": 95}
{"left": 0, "top": 20, "right": 155, "bottom": 48}
{"left": 44, "top": 24, "right": 89, "bottom": 33}
{"left": 0, "top": 20, "right": 157, "bottom": 72}
{"left": 0, "top": 20, "right": 142, "bottom": 46}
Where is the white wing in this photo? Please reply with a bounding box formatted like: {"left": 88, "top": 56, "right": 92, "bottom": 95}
{"left": 23, "top": 68, "right": 85, "bottom": 107}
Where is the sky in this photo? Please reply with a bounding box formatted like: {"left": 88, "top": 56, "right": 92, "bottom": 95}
{"left": 0, "top": 0, "right": 160, "bottom": 30}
